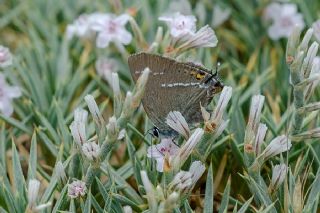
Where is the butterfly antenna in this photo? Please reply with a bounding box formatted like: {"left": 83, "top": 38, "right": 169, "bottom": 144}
{"left": 214, "top": 61, "right": 221, "bottom": 76}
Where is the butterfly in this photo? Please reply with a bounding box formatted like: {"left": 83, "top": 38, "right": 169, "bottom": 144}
{"left": 128, "top": 52, "right": 223, "bottom": 138}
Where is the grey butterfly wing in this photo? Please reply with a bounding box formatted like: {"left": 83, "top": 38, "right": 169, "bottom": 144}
{"left": 128, "top": 52, "right": 215, "bottom": 132}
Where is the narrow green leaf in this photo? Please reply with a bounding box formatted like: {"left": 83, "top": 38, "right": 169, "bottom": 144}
{"left": 204, "top": 162, "right": 214, "bottom": 213}
{"left": 0, "top": 126, "right": 6, "bottom": 170}
{"left": 218, "top": 178, "right": 231, "bottom": 213}
{"left": 37, "top": 130, "right": 58, "bottom": 156}
{"left": 237, "top": 196, "right": 253, "bottom": 213}
{"left": 113, "top": 194, "right": 142, "bottom": 212}
{"left": 304, "top": 169, "right": 320, "bottom": 211}
{"left": 82, "top": 191, "right": 91, "bottom": 213}
{"left": 27, "top": 132, "right": 37, "bottom": 181}
{"left": 0, "top": 115, "right": 32, "bottom": 134}
{"left": 91, "top": 193, "right": 104, "bottom": 213}
{"left": 0, "top": 184, "right": 17, "bottom": 213}
{"left": 11, "top": 142, "right": 26, "bottom": 201}
{"left": 51, "top": 184, "right": 68, "bottom": 213}
{"left": 184, "top": 200, "right": 193, "bottom": 213}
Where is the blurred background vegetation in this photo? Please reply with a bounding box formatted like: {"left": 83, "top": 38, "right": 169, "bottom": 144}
{"left": 0, "top": 0, "right": 319, "bottom": 212}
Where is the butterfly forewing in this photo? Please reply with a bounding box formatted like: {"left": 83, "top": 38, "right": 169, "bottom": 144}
{"left": 128, "top": 52, "right": 215, "bottom": 133}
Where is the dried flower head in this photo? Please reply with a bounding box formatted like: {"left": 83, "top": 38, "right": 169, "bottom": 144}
{"left": 261, "top": 135, "right": 292, "bottom": 160}
{"left": 270, "top": 163, "right": 288, "bottom": 191}
{"left": 68, "top": 180, "right": 87, "bottom": 198}
{"left": 82, "top": 142, "right": 100, "bottom": 161}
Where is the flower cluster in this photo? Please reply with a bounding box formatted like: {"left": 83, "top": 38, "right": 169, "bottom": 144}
{"left": 158, "top": 12, "right": 218, "bottom": 54}
{"left": 67, "top": 13, "right": 132, "bottom": 48}
{"left": 244, "top": 94, "right": 292, "bottom": 165}
{"left": 286, "top": 27, "right": 320, "bottom": 140}
{"left": 0, "top": 46, "right": 21, "bottom": 117}
{"left": 263, "top": 3, "right": 305, "bottom": 40}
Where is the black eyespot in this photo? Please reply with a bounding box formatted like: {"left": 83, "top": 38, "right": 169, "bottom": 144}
{"left": 152, "top": 127, "right": 160, "bottom": 138}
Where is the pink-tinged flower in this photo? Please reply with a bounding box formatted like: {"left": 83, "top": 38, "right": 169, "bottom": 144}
{"left": 270, "top": 163, "right": 288, "bottom": 190}
{"left": 212, "top": 5, "right": 231, "bottom": 28}
{"left": 312, "top": 20, "right": 320, "bottom": 42}
{"left": 66, "top": 13, "right": 101, "bottom": 39}
{"left": 166, "top": 111, "right": 190, "bottom": 139}
{"left": 68, "top": 180, "right": 87, "bottom": 198}
{"left": 147, "top": 138, "right": 180, "bottom": 172}
{"left": 0, "top": 73, "right": 21, "bottom": 116}
{"left": 82, "top": 142, "right": 100, "bottom": 161}
{"left": 263, "top": 3, "right": 305, "bottom": 40}
{"left": 0, "top": 45, "right": 12, "bottom": 68}
{"left": 159, "top": 12, "right": 196, "bottom": 38}
{"left": 261, "top": 135, "right": 292, "bottom": 160}
{"left": 95, "top": 57, "right": 119, "bottom": 85}
{"left": 91, "top": 14, "right": 132, "bottom": 48}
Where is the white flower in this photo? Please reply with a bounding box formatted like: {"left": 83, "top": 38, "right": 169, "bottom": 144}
{"left": 0, "top": 45, "right": 13, "bottom": 68}
{"left": 82, "top": 142, "right": 100, "bottom": 161}
{"left": 312, "top": 20, "right": 320, "bottom": 42}
{"left": 166, "top": 111, "right": 190, "bottom": 139}
{"left": 270, "top": 163, "right": 288, "bottom": 190}
{"left": 91, "top": 14, "right": 132, "bottom": 48}
{"left": 69, "top": 108, "right": 88, "bottom": 146}
{"left": 66, "top": 13, "right": 101, "bottom": 39}
{"left": 95, "top": 57, "right": 119, "bottom": 85}
{"left": 159, "top": 12, "right": 196, "bottom": 38}
{"left": 147, "top": 138, "right": 180, "bottom": 172}
{"left": 212, "top": 5, "right": 231, "bottom": 28}
{"left": 28, "top": 179, "right": 40, "bottom": 208}
{"left": 0, "top": 73, "right": 21, "bottom": 116}
{"left": 68, "top": 180, "right": 87, "bottom": 198}
{"left": 263, "top": 3, "right": 305, "bottom": 40}
{"left": 261, "top": 135, "right": 292, "bottom": 160}
{"left": 172, "top": 128, "right": 204, "bottom": 169}
{"left": 177, "top": 25, "right": 218, "bottom": 51}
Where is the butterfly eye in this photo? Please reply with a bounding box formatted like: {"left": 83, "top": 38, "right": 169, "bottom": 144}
{"left": 152, "top": 127, "right": 160, "bottom": 138}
